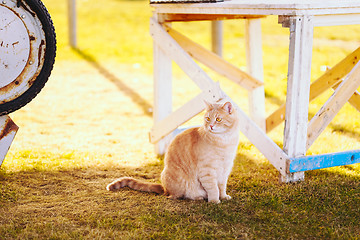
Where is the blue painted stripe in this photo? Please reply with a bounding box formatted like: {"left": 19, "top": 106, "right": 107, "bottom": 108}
{"left": 289, "top": 150, "right": 360, "bottom": 173}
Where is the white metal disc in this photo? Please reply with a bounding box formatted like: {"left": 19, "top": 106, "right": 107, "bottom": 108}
{"left": 0, "top": 6, "right": 30, "bottom": 88}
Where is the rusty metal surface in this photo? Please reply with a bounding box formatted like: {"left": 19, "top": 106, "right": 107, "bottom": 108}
{"left": 0, "top": 116, "right": 18, "bottom": 140}
{"left": 0, "top": 115, "right": 18, "bottom": 167}
{"left": 0, "top": 0, "right": 46, "bottom": 104}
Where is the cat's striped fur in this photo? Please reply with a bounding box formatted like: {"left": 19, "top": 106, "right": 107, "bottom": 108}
{"left": 106, "top": 101, "right": 240, "bottom": 203}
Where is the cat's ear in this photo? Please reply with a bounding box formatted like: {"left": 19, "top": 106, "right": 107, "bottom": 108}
{"left": 222, "top": 102, "right": 233, "bottom": 114}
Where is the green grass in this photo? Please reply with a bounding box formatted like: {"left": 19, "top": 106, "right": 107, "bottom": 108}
{"left": 0, "top": 0, "right": 359, "bottom": 239}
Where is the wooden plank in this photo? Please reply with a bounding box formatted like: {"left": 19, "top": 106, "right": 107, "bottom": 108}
{"left": 245, "top": 18, "right": 266, "bottom": 130}
{"left": 153, "top": 40, "right": 173, "bottom": 154}
{"left": 153, "top": 16, "right": 173, "bottom": 155}
{"left": 314, "top": 13, "right": 360, "bottom": 27}
{"left": 149, "top": 92, "right": 206, "bottom": 144}
{"left": 211, "top": 21, "right": 223, "bottom": 57}
{"left": 162, "top": 14, "right": 265, "bottom": 22}
{"left": 307, "top": 61, "right": 360, "bottom": 149}
{"left": 233, "top": 103, "right": 289, "bottom": 176}
{"left": 152, "top": 1, "right": 360, "bottom": 17}
{"left": 150, "top": 18, "right": 222, "bottom": 102}
{"left": 289, "top": 150, "right": 360, "bottom": 173}
{"left": 282, "top": 16, "right": 314, "bottom": 182}
{"left": 310, "top": 47, "right": 360, "bottom": 100}
{"left": 68, "top": 0, "right": 77, "bottom": 47}
{"left": 150, "top": 81, "right": 224, "bottom": 144}
{"left": 167, "top": 27, "right": 263, "bottom": 90}
{"left": 332, "top": 81, "right": 360, "bottom": 112}
{"left": 266, "top": 46, "right": 360, "bottom": 133}
{"left": 348, "top": 90, "right": 360, "bottom": 111}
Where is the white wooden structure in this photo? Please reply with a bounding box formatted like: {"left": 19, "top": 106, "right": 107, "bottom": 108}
{"left": 150, "top": 0, "right": 360, "bottom": 182}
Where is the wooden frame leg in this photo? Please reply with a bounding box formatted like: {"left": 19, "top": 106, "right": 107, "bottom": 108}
{"left": 282, "top": 16, "right": 314, "bottom": 182}
{"left": 68, "top": 0, "right": 77, "bottom": 48}
{"left": 245, "top": 18, "right": 266, "bottom": 130}
{"left": 153, "top": 29, "right": 173, "bottom": 155}
{"left": 211, "top": 21, "right": 223, "bottom": 57}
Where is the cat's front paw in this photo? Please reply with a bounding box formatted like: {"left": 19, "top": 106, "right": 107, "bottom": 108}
{"left": 221, "top": 194, "right": 232, "bottom": 201}
{"left": 208, "top": 198, "right": 221, "bottom": 204}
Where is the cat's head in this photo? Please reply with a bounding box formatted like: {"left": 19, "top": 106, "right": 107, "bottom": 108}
{"left": 204, "top": 101, "right": 238, "bottom": 134}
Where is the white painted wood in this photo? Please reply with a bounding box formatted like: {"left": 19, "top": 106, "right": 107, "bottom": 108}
{"left": 233, "top": 103, "right": 289, "bottom": 176}
{"left": 168, "top": 27, "right": 262, "bottom": 90}
{"left": 0, "top": 115, "right": 18, "bottom": 167}
{"left": 282, "top": 16, "right": 314, "bottom": 182}
{"left": 152, "top": 0, "right": 360, "bottom": 17}
{"left": 266, "top": 46, "right": 360, "bottom": 133}
{"left": 151, "top": 0, "right": 360, "bottom": 179}
{"left": 68, "top": 0, "right": 77, "bottom": 48}
{"left": 150, "top": 18, "right": 221, "bottom": 101}
{"left": 314, "top": 13, "right": 360, "bottom": 26}
{"left": 150, "top": 82, "right": 225, "bottom": 144}
{"left": 211, "top": 21, "right": 223, "bottom": 57}
{"left": 245, "top": 18, "right": 266, "bottom": 131}
{"left": 307, "top": 61, "right": 360, "bottom": 149}
{"left": 153, "top": 17, "right": 173, "bottom": 155}
{"left": 150, "top": 92, "right": 206, "bottom": 144}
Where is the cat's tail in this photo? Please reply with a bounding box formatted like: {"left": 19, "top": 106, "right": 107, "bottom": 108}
{"left": 106, "top": 177, "right": 164, "bottom": 195}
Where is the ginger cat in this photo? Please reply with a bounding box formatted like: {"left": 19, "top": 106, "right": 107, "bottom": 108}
{"left": 106, "top": 101, "right": 240, "bottom": 203}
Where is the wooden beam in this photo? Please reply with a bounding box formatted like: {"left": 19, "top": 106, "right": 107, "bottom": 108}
{"left": 307, "top": 61, "right": 360, "bottom": 149}
{"left": 266, "top": 46, "right": 360, "bottom": 133}
{"left": 162, "top": 14, "right": 265, "bottom": 22}
{"left": 68, "top": 0, "right": 77, "bottom": 47}
{"left": 149, "top": 92, "right": 206, "bottom": 144}
{"left": 233, "top": 103, "right": 289, "bottom": 176}
{"left": 333, "top": 81, "right": 360, "bottom": 112}
{"left": 245, "top": 18, "right": 266, "bottom": 130}
{"left": 153, "top": 19, "right": 173, "bottom": 154}
{"left": 289, "top": 150, "right": 360, "bottom": 173}
{"left": 211, "top": 21, "right": 223, "bottom": 57}
{"left": 167, "top": 27, "right": 263, "bottom": 90}
{"left": 150, "top": 18, "right": 222, "bottom": 102}
{"left": 348, "top": 90, "right": 360, "bottom": 111}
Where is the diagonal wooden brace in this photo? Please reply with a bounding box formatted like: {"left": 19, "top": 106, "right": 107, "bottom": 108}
{"left": 167, "top": 27, "right": 263, "bottom": 90}
{"left": 307, "top": 60, "right": 360, "bottom": 149}
{"left": 233, "top": 102, "right": 289, "bottom": 176}
{"left": 266, "top": 46, "right": 360, "bottom": 132}
{"left": 149, "top": 83, "right": 224, "bottom": 144}
{"left": 150, "top": 17, "right": 222, "bottom": 101}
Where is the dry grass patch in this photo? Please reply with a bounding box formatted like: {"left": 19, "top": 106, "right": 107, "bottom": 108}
{"left": 0, "top": 0, "right": 359, "bottom": 239}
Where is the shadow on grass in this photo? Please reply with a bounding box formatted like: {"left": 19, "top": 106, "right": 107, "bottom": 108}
{"left": 0, "top": 150, "right": 359, "bottom": 239}
{"left": 73, "top": 48, "right": 153, "bottom": 118}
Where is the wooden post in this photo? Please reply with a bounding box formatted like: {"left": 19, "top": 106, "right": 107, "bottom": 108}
{"left": 153, "top": 17, "right": 173, "bottom": 155}
{"left": 211, "top": 21, "right": 223, "bottom": 57}
{"left": 282, "top": 16, "right": 314, "bottom": 182}
{"left": 68, "top": 0, "right": 77, "bottom": 48}
{"left": 245, "top": 18, "right": 266, "bottom": 130}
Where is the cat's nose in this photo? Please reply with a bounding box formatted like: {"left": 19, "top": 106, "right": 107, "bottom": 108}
{"left": 210, "top": 125, "right": 214, "bottom": 130}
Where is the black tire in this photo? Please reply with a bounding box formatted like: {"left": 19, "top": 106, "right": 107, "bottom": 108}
{"left": 0, "top": 0, "right": 56, "bottom": 115}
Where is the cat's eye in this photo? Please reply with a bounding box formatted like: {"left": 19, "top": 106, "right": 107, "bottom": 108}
{"left": 205, "top": 117, "right": 210, "bottom": 122}
{"left": 216, "top": 117, "right": 222, "bottom": 122}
